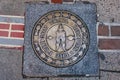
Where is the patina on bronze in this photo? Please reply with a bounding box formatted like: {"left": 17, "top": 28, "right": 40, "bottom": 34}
{"left": 32, "top": 10, "right": 90, "bottom": 67}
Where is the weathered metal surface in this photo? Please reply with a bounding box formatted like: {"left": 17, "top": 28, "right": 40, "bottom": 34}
{"left": 32, "top": 10, "right": 89, "bottom": 68}
{"left": 23, "top": 2, "right": 99, "bottom": 77}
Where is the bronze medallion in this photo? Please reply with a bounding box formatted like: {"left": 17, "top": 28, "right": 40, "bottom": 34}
{"left": 32, "top": 10, "right": 90, "bottom": 67}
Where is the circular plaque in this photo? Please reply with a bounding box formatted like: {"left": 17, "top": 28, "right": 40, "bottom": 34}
{"left": 32, "top": 10, "right": 90, "bottom": 67}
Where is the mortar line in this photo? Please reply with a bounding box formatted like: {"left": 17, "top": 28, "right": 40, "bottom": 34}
{"left": 8, "top": 24, "right": 12, "bottom": 38}
{"left": 99, "top": 49, "right": 120, "bottom": 52}
{"left": 0, "top": 37, "right": 24, "bottom": 40}
{"left": 96, "top": 22, "right": 99, "bottom": 46}
{"left": 0, "top": 29, "right": 24, "bottom": 32}
{"left": 0, "top": 15, "right": 24, "bottom": 18}
{"left": 98, "top": 36, "right": 120, "bottom": 39}
{"left": 103, "top": 22, "right": 120, "bottom": 26}
{"left": 109, "top": 23, "right": 111, "bottom": 36}
{"left": 0, "top": 22, "right": 24, "bottom": 25}
{"left": 0, "top": 44, "right": 23, "bottom": 47}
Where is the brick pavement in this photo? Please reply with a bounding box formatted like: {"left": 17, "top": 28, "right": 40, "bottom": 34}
{"left": 0, "top": 0, "right": 120, "bottom": 80}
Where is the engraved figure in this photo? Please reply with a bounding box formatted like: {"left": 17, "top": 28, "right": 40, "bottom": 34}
{"left": 56, "top": 24, "right": 66, "bottom": 51}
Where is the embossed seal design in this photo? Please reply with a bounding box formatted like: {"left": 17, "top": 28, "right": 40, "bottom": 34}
{"left": 32, "top": 10, "right": 90, "bottom": 67}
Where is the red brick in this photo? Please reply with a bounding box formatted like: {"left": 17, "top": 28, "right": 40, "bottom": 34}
{"left": 98, "top": 24, "right": 109, "bottom": 36}
{"left": 0, "top": 24, "right": 10, "bottom": 29}
{"left": 0, "top": 31, "right": 8, "bottom": 37}
{"left": 99, "top": 39, "right": 120, "bottom": 49}
{"left": 10, "top": 32, "right": 24, "bottom": 38}
{"left": 111, "top": 26, "right": 120, "bottom": 36}
{"left": 12, "top": 24, "right": 24, "bottom": 31}
{"left": 0, "top": 46, "right": 23, "bottom": 50}
{"left": 51, "top": 0, "right": 62, "bottom": 3}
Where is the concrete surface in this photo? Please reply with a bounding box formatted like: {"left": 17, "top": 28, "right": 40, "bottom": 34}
{"left": 0, "top": 0, "right": 120, "bottom": 23}
{"left": 0, "top": 49, "right": 47, "bottom": 80}
{"left": 0, "top": 48, "right": 120, "bottom": 80}
{"left": 0, "top": 0, "right": 120, "bottom": 80}
{"left": 100, "top": 52, "right": 120, "bottom": 71}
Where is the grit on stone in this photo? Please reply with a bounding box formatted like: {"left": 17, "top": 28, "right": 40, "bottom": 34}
{"left": 0, "top": 49, "right": 45, "bottom": 80}
{"left": 100, "top": 52, "right": 120, "bottom": 71}
{"left": 0, "top": 0, "right": 120, "bottom": 23}
{"left": 0, "top": 49, "right": 120, "bottom": 80}
{"left": 23, "top": 2, "right": 98, "bottom": 77}
{"left": 0, "top": 0, "right": 120, "bottom": 80}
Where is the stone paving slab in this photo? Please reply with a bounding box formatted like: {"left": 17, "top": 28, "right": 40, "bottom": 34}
{"left": 0, "top": 38, "right": 23, "bottom": 46}
{"left": 0, "top": 0, "right": 120, "bottom": 23}
{"left": 0, "top": 49, "right": 120, "bottom": 80}
{"left": 49, "top": 77, "right": 99, "bottom": 80}
{"left": 0, "top": 49, "right": 22, "bottom": 80}
{"left": 99, "top": 52, "right": 120, "bottom": 71}
{"left": 0, "top": 49, "right": 46, "bottom": 80}
{"left": 100, "top": 71, "right": 120, "bottom": 80}
{"left": 23, "top": 2, "right": 99, "bottom": 77}
{"left": 0, "top": 15, "right": 24, "bottom": 23}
